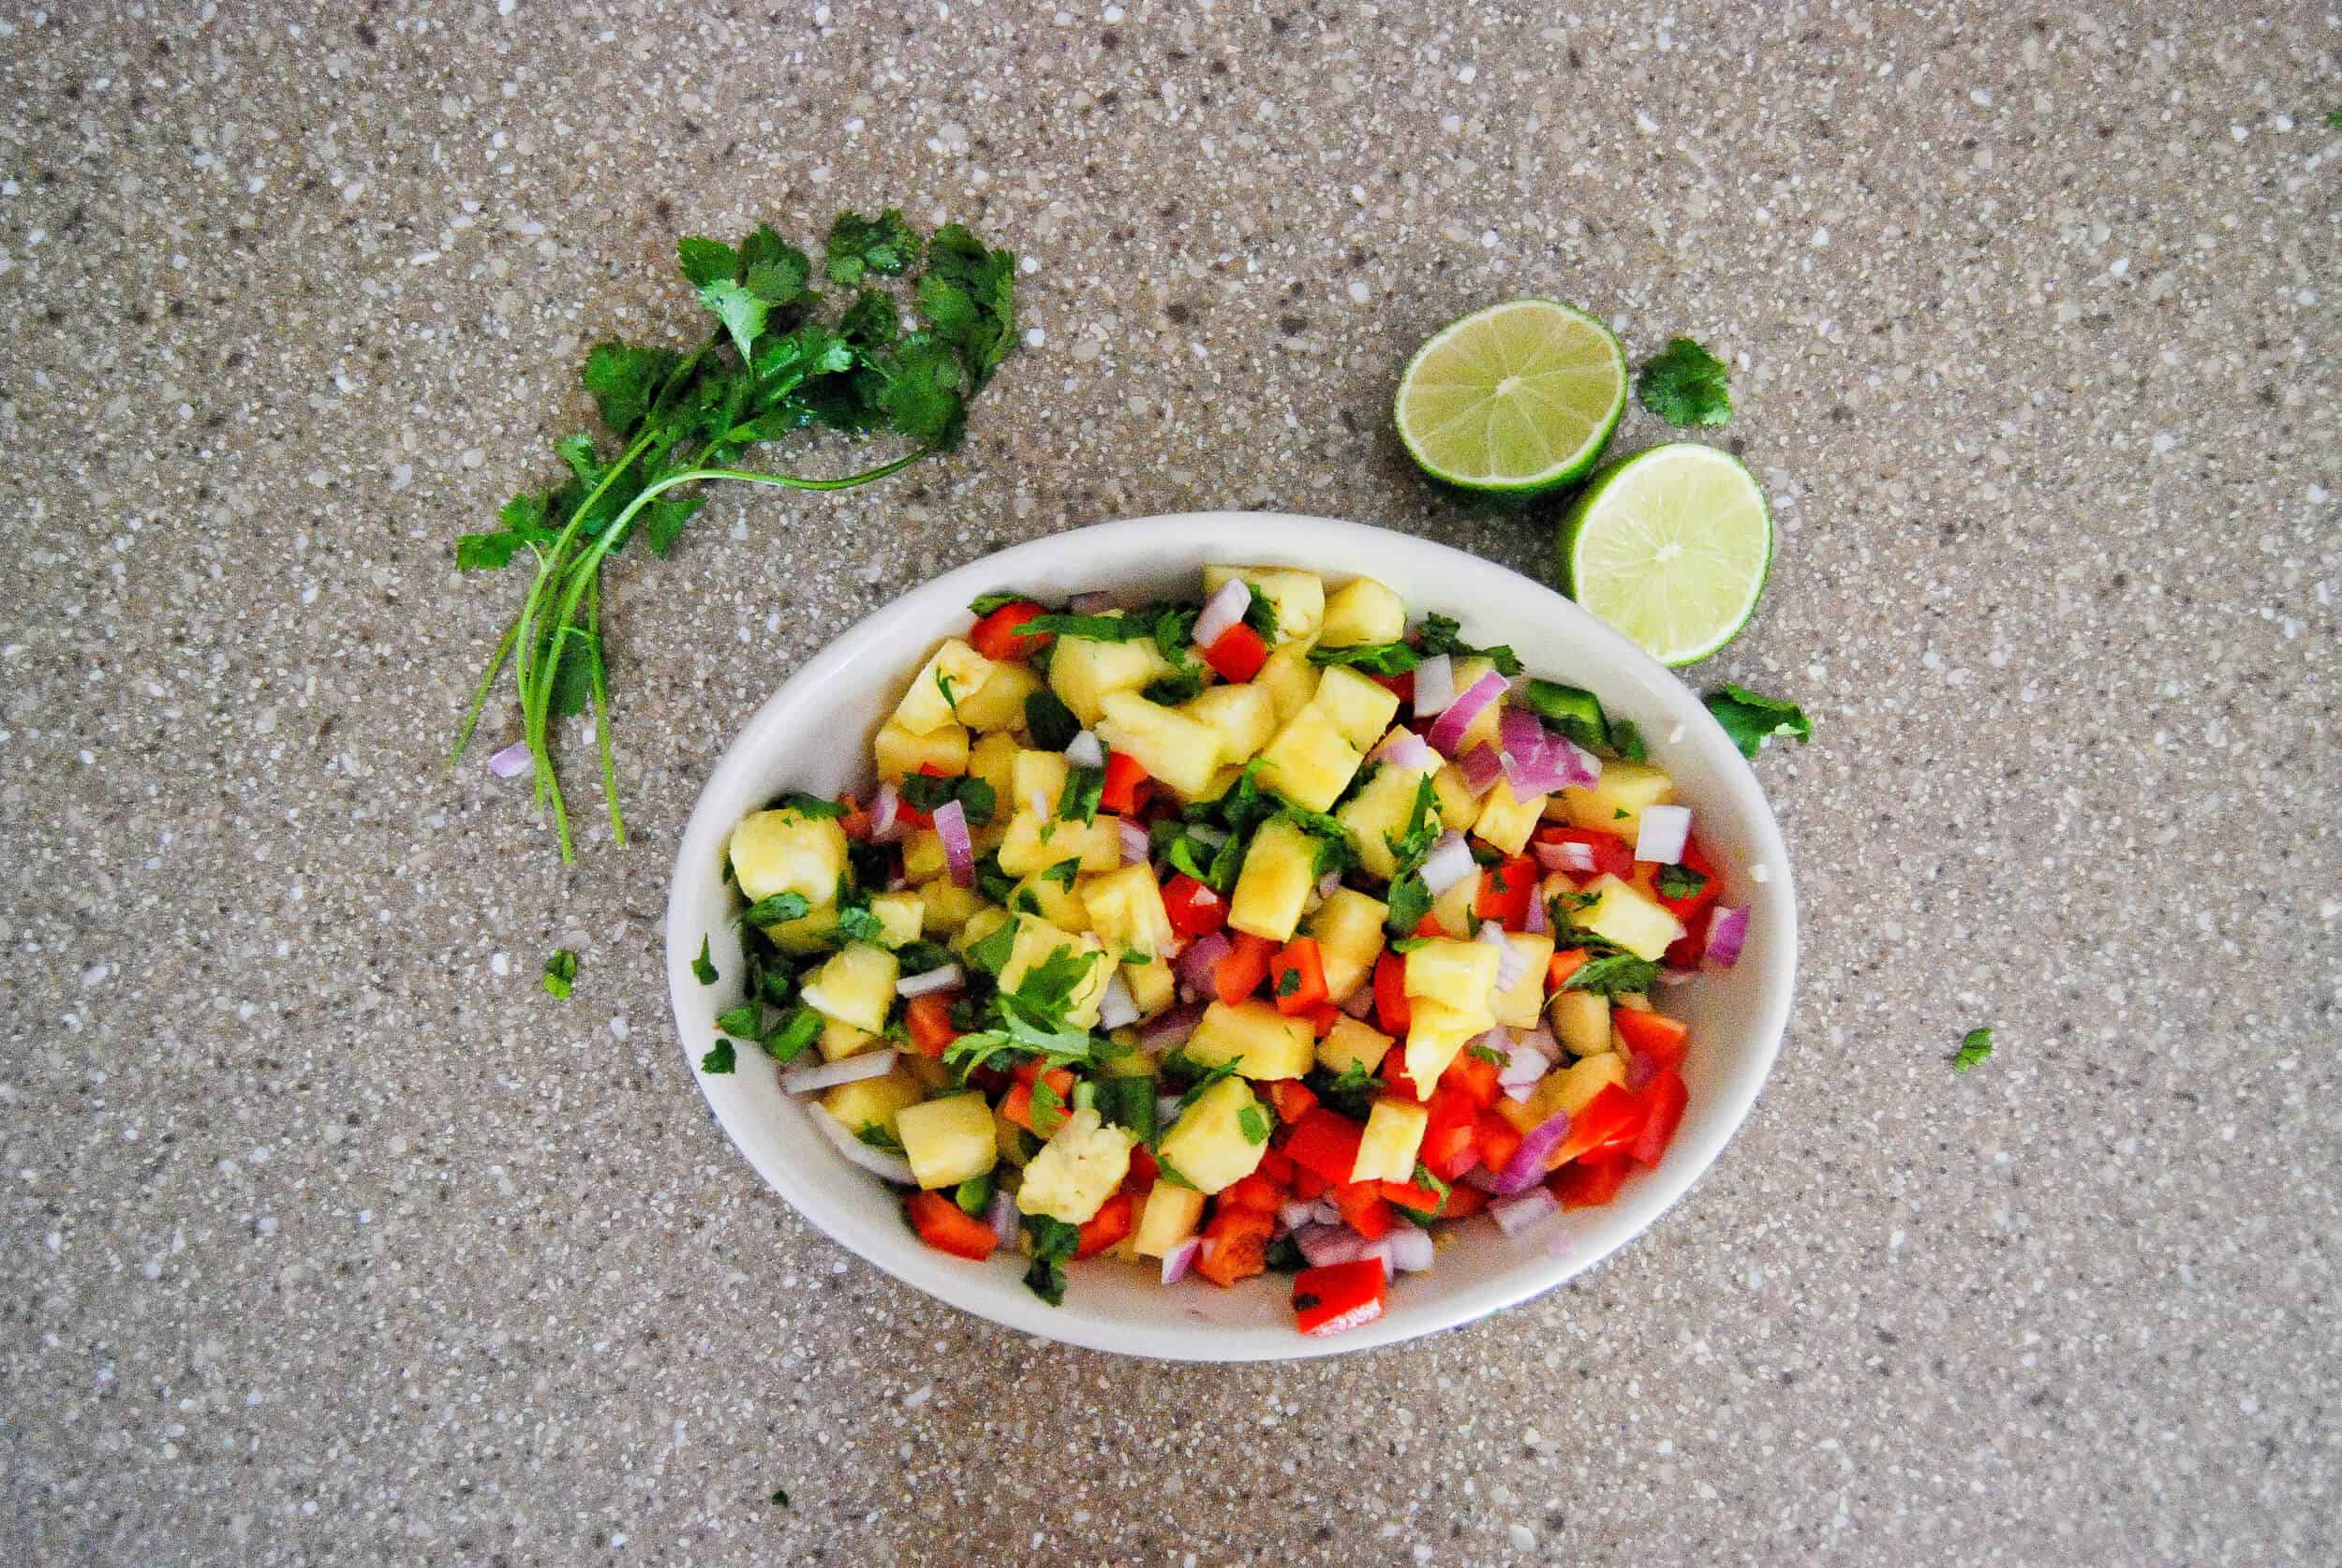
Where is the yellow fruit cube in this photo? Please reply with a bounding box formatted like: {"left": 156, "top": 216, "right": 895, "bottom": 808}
{"left": 1403, "top": 937, "right": 1501, "bottom": 1011}
{"left": 1318, "top": 1015, "right": 1393, "bottom": 1078}
{"left": 821, "top": 1065, "right": 925, "bottom": 1136}
{"left": 968, "top": 731, "right": 1021, "bottom": 805}
{"left": 996, "top": 813, "right": 1122, "bottom": 876}
{"left": 895, "top": 1092, "right": 999, "bottom": 1190}
{"left": 1402, "top": 997, "right": 1490, "bottom": 1091}
{"left": 1010, "top": 747, "right": 1071, "bottom": 819}
{"left": 1310, "top": 664, "right": 1402, "bottom": 752}
{"left": 1227, "top": 817, "right": 1321, "bottom": 942}
{"left": 915, "top": 878, "right": 985, "bottom": 936}
{"left": 1305, "top": 887, "right": 1389, "bottom": 1004}
{"left": 765, "top": 899, "right": 840, "bottom": 954}
{"left": 997, "top": 920, "right": 1111, "bottom": 1028}
{"left": 1203, "top": 565, "right": 1325, "bottom": 644}
{"left": 1430, "top": 762, "right": 1480, "bottom": 831}
{"left": 1337, "top": 762, "right": 1437, "bottom": 880}
{"left": 1472, "top": 778, "right": 1548, "bottom": 855}
{"left": 1094, "top": 688, "right": 1225, "bottom": 797}
{"left": 1352, "top": 1098, "right": 1431, "bottom": 1184}
{"left": 1155, "top": 1074, "right": 1269, "bottom": 1194}
{"left": 728, "top": 807, "right": 850, "bottom": 907}
{"left": 1429, "top": 870, "right": 1479, "bottom": 937}
{"left": 953, "top": 659, "right": 1038, "bottom": 734}
{"left": 816, "top": 1014, "right": 881, "bottom": 1063}
{"left": 1180, "top": 682, "right": 1279, "bottom": 761}
{"left": 1548, "top": 988, "right": 1612, "bottom": 1057}
{"left": 1491, "top": 932, "right": 1556, "bottom": 1028}
{"left": 1081, "top": 865, "right": 1176, "bottom": 958}
{"left": 1553, "top": 1052, "right": 1627, "bottom": 1115}
{"left": 798, "top": 942, "right": 901, "bottom": 1033}
{"left": 1014, "top": 1107, "right": 1135, "bottom": 1223}
{"left": 1318, "top": 576, "right": 1406, "bottom": 646}
{"left": 892, "top": 637, "right": 998, "bottom": 736}
{"left": 1133, "top": 1181, "right": 1208, "bottom": 1257}
{"left": 1568, "top": 873, "right": 1686, "bottom": 961}
{"left": 1122, "top": 953, "right": 1177, "bottom": 1017}
{"left": 1254, "top": 704, "right": 1363, "bottom": 812}
{"left": 1558, "top": 760, "right": 1677, "bottom": 840}
{"left": 954, "top": 906, "right": 1011, "bottom": 957}
{"left": 1255, "top": 640, "right": 1322, "bottom": 722}
{"left": 1184, "top": 1000, "right": 1315, "bottom": 1080}
{"left": 874, "top": 717, "right": 969, "bottom": 782}
{"left": 1006, "top": 871, "right": 1088, "bottom": 933}
{"left": 867, "top": 892, "right": 926, "bottom": 949}
{"left": 1048, "top": 624, "right": 1173, "bottom": 724}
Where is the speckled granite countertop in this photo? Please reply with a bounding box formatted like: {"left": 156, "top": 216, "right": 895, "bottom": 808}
{"left": 3, "top": 3, "right": 2336, "bottom": 1563}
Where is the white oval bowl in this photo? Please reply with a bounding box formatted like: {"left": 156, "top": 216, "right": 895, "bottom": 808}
{"left": 665, "top": 511, "right": 1796, "bottom": 1361}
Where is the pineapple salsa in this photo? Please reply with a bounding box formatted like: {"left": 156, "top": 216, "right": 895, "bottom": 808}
{"left": 707, "top": 567, "right": 1752, "bottom": 1338}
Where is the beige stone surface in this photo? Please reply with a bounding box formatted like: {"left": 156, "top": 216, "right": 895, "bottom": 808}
{"left": 2, "top": 2, "right": 2336, "bottom": 1563}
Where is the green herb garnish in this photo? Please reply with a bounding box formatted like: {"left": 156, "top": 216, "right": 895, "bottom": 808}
{"left": 691, "top": 937, "right": 719, "bottom": 985}
{"left": 701, "top": 1040, "right": 737, "bottom": 1074}
{"left": 542, "top": 948, "right": 579, "bottom": 998}
{"left": 1952, "top": 1027, "right": 1994, "bottom": 1073}
{"left": 1704, "top": 684, "right": 1812, "bottom": 759}
{"left": 1636, "top": 336, "right": 1732, "bottom": 427}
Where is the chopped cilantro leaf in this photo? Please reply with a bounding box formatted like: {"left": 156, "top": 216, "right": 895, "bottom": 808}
{"left": 1241, "top": 583, "right": 1281, "bottom": 642}
{"left": 1655, "top": 865, "right": 1708, "bottom": 900}
{"left": 737, "top": 891, "right": 812, "bottom": 929}
{"left": 1024, "top": 612, "right": 1142, "bottom": 641}
{"left": 1385, "top": 873, "right": 1432, "bottom": 939}
{"left": 963, "top": 919, "right": 1018, "bottom": 977}
{"left": 691, "top": 937, "right": 719, "bottom": 985}
{"left": 1704, "top": 684, "right": 1813, "bottom": 759}
{"left": 1608, "top": 718, "right": 1648, "bottom": 763}
{"left": 969, "top": 590, "right": 1033, "bottom": 616}
{"left": 1637, "top": 336, "right": 1733, "bottom": 427}
{"left": 1024, "top": 689, "right": 1081, "bottom": 750}
{"left": 1020, "top": 1214, "right": 1082, "bottom": 1306}
{"left": 763, "top": 1006, "right": 822, "bottom": 1062}
{"left": 854, "top": 1123, "right": 907, "bottom": 1155}
{"left": 1384, "top": 775, "right": 1442, "bottom": 879}
{"left": 541, "top": 948, "right": 578, "bottom": 999}
{"left": 1237, "top": 1103, "right": 1271, "bottom": 1145}
{"left": 1059, "top": 765, "right": 1104, "bottom": 825}
{"left": 773, "top": 791, "right": 849, "bottom": 820}
{"left": 1309, "top": 641, "right": 1419, "bottom": 675}
{"left": 1563, "top": 953, "right": 1661, "bottom": 997}
{"left": 1952, "top": 1027, "right": 1994, "bottom": 1073}
{"left": 1468, "top": 1043, "right": 1506, "bottom": 1066}
{"left": 1041, "top": 857, "right": 1081, "bottom": 888}
{"left": 1416, "top": 613, "right": 1522, "bottom": 677}
{"left": 1275, "top": 967, "right": 1301, "bottom": 998}
{"left": 701, "top": 1040, "right": 737, "bottom": 1073}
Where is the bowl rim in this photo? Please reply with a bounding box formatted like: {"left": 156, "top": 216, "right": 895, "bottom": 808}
{"left": 664, "top": 510, "right": 1798, "bottom": 1361}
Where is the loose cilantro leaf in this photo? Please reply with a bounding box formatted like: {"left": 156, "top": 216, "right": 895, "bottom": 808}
{"left": 1171, "top": 1058, "right": 1242, "bottom": 1118}
{"left": 763, "top": 1006, "right": 822, "bottom": 1062}
{"left": 901, "top": 772, "right": 996, "bottom": 827}
{"left": 2329, "top": 109, "right": 2342, "bottom": 128}
{"left": 834, "top": 902, "right": 888, "bottom": 945}
{"left": 1059, "top": 765, "right": 1104, "bottom": 825}
{"left": 715, "top": 1003, "right": 762, "bottom": 1040}
{"left": 770, "top": 1487, "right": 791, "bottom": 1509}
{"left": 964, "top": 917, "right": 1018, "bottom": 977}
{"left": 582, "top": 341, "right": 682, "bottom": 434}
{"left": 1952, "top": 1027, "right": 1994, "bottom": 1073}
{"left": 854, "top": 1123, "right": 907, "bottom": 1156}
{"left": 1704, "top": 684, "right": 1813, "bottom": 759}
{"left": 1021, "top": 1214, "right": 1082, "bottom": 1306}
{"left": 1028, "top": 1072, "right": 1070, "bottom": 1135}
{"left": 701, "top": 1040, "right": 737, "bottom": 1073}
{"left": 825, "top": 208, "right": 922, "bottom": 285}
{"left": 773, "top": 792, "right": 849, "bottom": 820}
{"left": 1563, "top": 953, "right": 1661, "bottom": 997}
{"left": 737, "top": 891, "right": 811, "bottom": 927}
{"left": 1041, "top": 857, "right": 1081, "bottom": 889}
{"left": 969, "top": 590, "right": 1033, "bottom": 616}
{"left": 676, "top": 235, "right": 739, "bottom": 288}
{"left": 1655, "top": 865, "right": 1708, "bottom": 900}
{"left": 1637, "top": 336, "right": 1732, "bottom": 427}
{"left": 1385, "top": 873, "right": 1432, "bottom": 939}
{"left": 1023, "top": 612, "right": 1140, "bottom": 642}
{"left": 1309, "top": 641, "right": 1419, "bottom": 675}
{"left": 1242, "top": 584, "right": 1281, "bottom": 642}
{"left": 542, "top": 948, "right": 578, "bottom": 999}
{"left": 1416, "top": 614, "right": 1522, "bottom": 677}
{"left": 1468, "top": 1043, "right": 1506, "bottom": 1066}
{"left": 1024, "top": 689, "right": 1081, "bottom": 751}
{"left": 1307, "top": 1060, "right": 1381, "bottom": 1120}
{"left": 691, "top": 937, "right": 719, "bottom": 985}
{"left": 1237, "top": 1103, "right": 1271, "bottom": 1145}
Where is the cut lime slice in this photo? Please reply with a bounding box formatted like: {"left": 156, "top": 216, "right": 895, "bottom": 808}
{"left": 1556, "top": 443, "right": 1772, "bottom": 667}
{"left": 1394, "top": 300, "right": 1626, "bottom": 495}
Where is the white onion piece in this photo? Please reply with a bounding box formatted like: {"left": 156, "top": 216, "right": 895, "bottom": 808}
{"left": 1027, "top": 788, "right": 1050, "bottom": 822}
{"left": 1489, "top": 1186, "right": 1561, "bottom": 1236}
{"left": 896, "top": 964, "right": 964, "bottom": 998}
{"left": 1635, "top": 804, "right": 1692, "bottom": 865}
{"left": 1503, "top": 1079, "right": 1535, "bottom": 1103}
{"left": 1294, "top": 1223, "right": 1368, "bottom": 1268}
{"left": 1096, "top": 971, "right": 1139, "bottom": 1030}
{"left": 868, "top": 779, "right": 905, "bottom": 843}
{"left": 808, "top": 1104, "right": 918, "bottom": 1185}
{"left": 1370, "top": 728, "right": 1437, "bottom": 772}
{"left": 1160, "top": 1235, "right": 1201, "bottom": 1285}
{"left": 1383, "top": 1226, "right": 1435, "bottom": 1273}
{"left": 1498, "top": 1040, "right": 1549, "bottom": 1091}
{"left": 1315, "top": 870, "right": 1344, "bottom": 900}
{"left": 1524, "top": 888, "right": 1548, "bottom": 934}
{"left": 783, "top": 1049, "right": 898, "bottom": 1095}
{"left": 1535, "top": 839, "right": 1596, "bottom": 874}
{"left": 487, "top": 740, "right": 533, "bottom": 778}
{"left": 1119, "top": 818, "right": 1151, "bottom": 865}
{"left": 1479, "top": 925, "right": 1526, "bottom": 990}
{"left": 1192, "top": 578, "right": 1255, "bottom": 649}
{"left": 987, "top": 1189, "right": 1021, "bottom": 1249}
{"left": 1278, "top": 1201, "right": 1319, "bottom": 1234}
{"left": 1359, "top": 1237, "right": 1395, "bottom": 1280}
{"left": 1707, "top": 906, "right": 1749, "bottom": 968}
{"left": 1413, "top": 653, "right": 1457, "bottom": 716}
{"left": 1063, "top": 729, "right": 1105, "bottom": 770}
{"left": 1155, "top": 1093, "right": 1184, "bottom": 1130}
{"left": 1419, "top": 832, "right": 1475, "bottom": 895}
{"left": 934, "top": 799, "right": 975, "bottom": 888}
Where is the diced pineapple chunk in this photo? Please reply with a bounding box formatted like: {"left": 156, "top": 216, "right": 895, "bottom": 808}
{"left": 1155, "top": 1074, "right": 1270, "bottom": 1193}
{"left": 893, "top": 638, "right": 997, "bottom": 736}
{"left": 1430, "top": 762, "right": 1480, "bottom": 831}
{"left": 1429, "top": 870, "right": 1479, "bottom": 937}
{"left": 1227, "top": 818, "right": 1321, "bottom": 941}
{"left": 1558, "top": 760, "right": 1676, "bottom": 840}
{"left": 1081, "top": 865, "right": 1176, "bottom": 959}
{"left": 1402, "top": 997, "right": 1489, "bottom": 1092}
{"left": 1184, "top": 1000, "right": 1315, "bottom": 1079}
{"left": 1048, "top": 623, "right": 1173, "bottom": 724}
{"left": 1254, "top": 704, "right": 1363, "bottom": 812}
{"left": 953, "top": 659, "right": 1038, "bottom": 733}
{"left": 798, "top": 943, "right": 901, "bottom": 1033}
{"left": 765, "top": 899, "right": 840, "bottom": 954}
{"left": 821, "top": 1066, "right": 925, "bottom": 1137}
{"left": 1255, "top": 640, "right": 1322, "bottom": 722}
{"left": 1094, "top": 688, "right": 1225, "bottom": 797}
{"left": 1404, "top": 938, "right": 1501, "bottom": 1011}
{"left": 1472, "top": 778, "right": 1549, "bottom": 855}
{"left": 1006, "top": 872, "right": 1088, "bottom": 933}
{"left": 875, "top": 718, "right": 969, "bottom": 782}
{"left": 996, "top": 813, "right": 1123, "bottom": 876}
{"left": 1180, "top": 683, "right": 1279, "bottom": 761}
{"left": 867, "top": 892, "right": 925, "bottom": 949}
{"left": 817, "top": 1014, "right": 882, "bottom": 1063}
{"left": 1318, "top": 576, "right": 1406, "bottom": 646}
{"left": 968, "top": 732, "right": 1021, "bottom": 806}
{"left": 728, "top": 807, "right": 850, "bottom": 908}
{"left": 1492, "top": 931, "right": 1556, "bottom": 1028}
{"left": 1122, "top": 954, "right": 1177, "bottom": 1017}
{"left": 1203, "top": 565, "right": 1325, "bottom": 644}
{"left": 1352, "top": 1099, "right": 1431, "bottom": 1183}
{"left": 1548, "top": 987, "right": 1612, "bottom": 1057}
{"left": 1133, "top": 1181, "right": 1208, "bottom": 1258}
{"left": 1310, "top": 665, "right": 1403, "bottom": 753}
{"left": 1318, "top": 1015, "right": 1393, "bottom": 1078}
{"left": 1337, "top": 762, "right": 1436, "bottom": 880}
{"left": 914, "top": 878, "right": 985, "bottom": 936}
{"left": 1305, "top": 887, "right": 1389, "bottom": 1003}
{"left": 1010, "top": 747, "right": 1071, "bottom": 819}
{"left": 996, "top": 919, "right": 1111, "bottom": 1028}
{"left": 895, "top": 1092, "right": 999, "bottom": 1190}
{"left": 1014, "top": 1106, "right": 1135, "bottom": 1222}
{"left": 1568, "top": 873, "right": 1686, "bottom": 961}
{"left": 1553, "top": 1052, "right": 1627, "bottom": 1115}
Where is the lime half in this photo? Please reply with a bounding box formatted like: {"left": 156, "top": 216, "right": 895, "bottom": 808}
{"left": 1395, "top": 300, "right": 1627, "bottom": 495}
{"left": 1557, "top": 443, "right": 1772, "bottom": 667}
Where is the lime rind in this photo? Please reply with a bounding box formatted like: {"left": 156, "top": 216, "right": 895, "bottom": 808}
{"left": 1395, "top": 300, "right": 1627, "bottom": 495}
{"left": 1557, "top": 444, "right": 1772, "bottom": 667}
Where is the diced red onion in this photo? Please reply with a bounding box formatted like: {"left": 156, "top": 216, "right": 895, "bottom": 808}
{"left": 1497, "top": 706, "right": 1602, "bottom": 795}
{"left": 1140, "top": 1000, "right": 1205, "bottom": 1053}
{"left": 1490, "top": 1185, "right": 1560, "bottom": 1235}
{"left": 1192, "top": 578, "right": 1255, "bottom": 649}
{"left": 487, "top": 740, "right": 533, "bottom": 778}
{"left": 868, "top": 779, "right": 905, "bottom": 843}
{"left": 1535, "top": 839, "right": 1596, "bottom": 874}
{"left": 1312, "top": 1199, "right": 1342, "bottom": 1226}
{"left": 1707, "top": 906, "right": 1749, "bottom": 968}
{"left": 1489, "top": 1110, "right": 1570, "bottom": 1194}
{"left": 1118, "top": 818, "right": 1151, "bottom": 865}
{"left": 1067, "top": 590, "right": 1119, "bottom": 615}
{"left": 1096, "top": 971, "right": 1139, "bottom": 1030}
{"left": 1383, "top": 1226, "right": 1435, "bottom": 1273}
{"left": 808, "top": 1104, "right": 919, "bottom": 1185}
{"left": 1524, "top": 888, "right": 1548, "bottom": 934}
{"left": 1064, "top": 729, "right": 1105, "bottom": 770}
{"left": 1279, "top": 1201, "right": 1319, "bottom": 1234}
{"left": 987, "top": 1188, "right": 1022, "bottom": 1249}
{"left": 1315, "top": 870, "right": 1344, "bottom": 900}
{"left": 1497, "top": 1038, "right": 1549, "bottom": 1093}
{"left": 1426, "top": 670, "right": 1507, "bottom": 756}
{"left": 934, "top": 798, "right": 974, "bottom": 888}
{"left": 1479, "top": 925, "right": 1526, "bottom": 990}
{"left": 895, "top": 964, "right": 963, "bottom": 998}
{"left": 1175, "top": 931, "right": 1232, "bottom": 994}
{"left": 1339, "top": 984, "right": 1377, "bottom": 1019}
{"left": 1160, "top": 1235, "right": 1200, "bottom": 1284}
{"left": 1359, "top": 1237, "right": 1395, "bottom": 1280}
{"left": 1413, "top": 653, "right": 1457, "bottom": 716}
{"left": 1458, "top": 744, "right": 1505, "bottom": 795}
{"left": 783, "top": 1049, "right": 899, "bottom": 1095}
{"left": 1418, "top": 832, "right": 1475, "bottom": 896}
{"left": 1370, "top": 729, "right": 1436, "bottom": 772}
{"left": 1460, "top": 1163, "right": 1504, "bottom": 1193}
{"left": 1294, "top": 1223, "right": 1369, "bottom": 1268}
{"left": 1635, "top": 804, "right": 1692, "bottom": 865}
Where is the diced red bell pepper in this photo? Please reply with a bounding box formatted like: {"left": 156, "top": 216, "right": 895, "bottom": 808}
{"left": 1419, "top": 1087, "right": 1481, "bottom": 1182}
{"left": 1547, "top": 949, "right": 1590, "bottom": 993}
{"left": 1474, "top": 1109, "right": 1522, "bottom": 1177}
{"left": 1217, "top": 1173, "right": 1285, "bottom": 1214}
{"left": 1367, "top": 670, "right": 1415, "bottom": 703}
{"left": 1534, "top": 824, "right": 1637, "bottom": 876}
{"left": 1626, "top": 1067, "right": 1687, "bottom": 1168}
{"left": 1549, "top": 1083, "right": 1643, "bottom": 1168}
{"left": 1550, "top": 1154, "right": 1630, "bottom": 1210}
{"left": 1379, "top": 1177, "right": 1445, "bottom": 1215}
{"left": 1379, "top": 1045, "right": 1428, "bottom": 1104}
{"left": 905, "top": 1191, "right": 998, "bottom": 1260}
{"left": 1440, "top": 1045, "right": 1503, "bottom": 1109}
{"left": 1328, "top": 1180, "right": 1394, "bottom": 1239}
{"left": 968, "top": 599, "right": 1053, "bottom": 662}
{"left": 1256, "top": 1146, "right": 1295, "bottom": 1184}
{"left": 999, "top": 1066, "right": 1075, "bottom": 1135}
{"left": 1201, "top": 622, "right": 1269, "bottom": 683}
{"left": 837, "top": 793, "right": 874, "bottom": 842}
{"left": 1306, "top": 1003, "right": 1342, "bottom": 1039}
{"left": 1649, "top": 836, "right": 1722, "bottom": 924}
{"left": 893, "top": 762, "right": 956, "bottom": 829}
{"left": 1121, "top": 1142, "right": 1160, "bottom": 1194}
{"left": 1075, "top": 1191, "right": 1135, "bottom": 1258}
{"left": 1290, "top": 1164, "right": 1330, "bottom": 1200}
{"left": 1268, "top": 937, "right": 1328, "bottom": 1015}
{"left": 1611, "top": 1006, "right": 1689, "bottom": 1072}
{"left": 1292, "top": 1259, "right": 1388, "bottom": 1337}
{"left": 1442, "top": 1181, "right": 1490, "bottom": 1219}
{"left": 1474, "top": 854, "right": 1539, "bottom": 929}
{"left": 1372, "top": 951, "right": 1412, "bottom": 1035}
{"left": 1267, "top": 1080, "right": 1319, "bottom": 1125}
{"left": 903, "top": 993, "right": 961, "bottom": 1058}
{"left": 1283, "top": 1106, "right": 1366, "bottom": 1187}
{"left": 1215, "top": 932, "right": 1278, "bottom": 1007}
{"left": 1100, "top": 750, "right": 1151, "bottom": 815}
{"left": 1664, "top": 905, "right": 1712, "bottom": 970}
{"left": 1163, "top": 873, "right": 1228, "bottom": 938}
{"left": 1194, "top": 1206, "right": 1274, "bottom": 1287}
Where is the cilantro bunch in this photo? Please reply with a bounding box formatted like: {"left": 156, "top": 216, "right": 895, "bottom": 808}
{"left": 452, "top": 211, "right": 1019, "bottom": 860}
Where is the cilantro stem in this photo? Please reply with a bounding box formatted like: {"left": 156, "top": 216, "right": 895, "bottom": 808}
{"left": 586, "top": 571, "right": 622, "bottom": 848}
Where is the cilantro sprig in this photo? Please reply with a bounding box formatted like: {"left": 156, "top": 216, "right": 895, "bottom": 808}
{"left": 1952, "top": 1027, "right": 1994, "bottom": 1073}
{"left": 452, "top": 214, "right": 1020, "bottom": 862}
{"left": 1704, "top": 684, "right": 1812, "bottom": 759}
{"left": 1637, "top": 337, "right": 1732, "bottom": 427}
